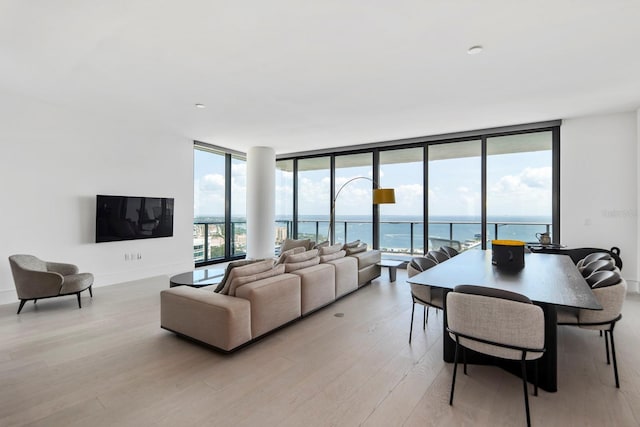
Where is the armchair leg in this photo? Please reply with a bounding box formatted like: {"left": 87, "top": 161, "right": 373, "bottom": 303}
{"left": 605, "top": 330, "right": 611, "bottom": 365}
{"left": 423, "top": 306, "right": 427, "bottom": 330}
{"left": 17, "top": 299, "right": 27, "bottom": 314}
{"left": 76, "top": 292, "right": 82, "bottom": 309}
{"left": 89, "top": 286, "right": 93, "bottom": 298}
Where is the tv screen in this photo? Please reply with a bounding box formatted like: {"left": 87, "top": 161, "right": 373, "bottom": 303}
{"left": 96, "top": 195, "right": 174, "bottom": 243}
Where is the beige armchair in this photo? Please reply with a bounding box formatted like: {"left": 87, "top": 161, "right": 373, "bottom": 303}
{"left": 8, "top": 254, "right": 94, "bottom": 314}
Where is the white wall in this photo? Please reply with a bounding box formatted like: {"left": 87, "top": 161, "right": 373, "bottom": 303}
{"left": 561, "top": 111, "right": 639, "bottom": 286}
{"left": 0, "top": 91, "right": 194, "bottom": 304}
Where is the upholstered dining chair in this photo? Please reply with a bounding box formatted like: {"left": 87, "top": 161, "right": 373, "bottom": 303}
{"left": 407, "top": 257, "right": 442, "bottom": 344}
{"left": 426, "top": 250, "right": 449, "bottom": 264}
{"left": 439, "top": 245, "right": 459, "bottom": 258}
{"left": 576, "top": 252, "right": 612, "bottom": 270}
{"left": 557, "top": 270, "right": 626, "bottom": 388}
{"left": 580, "top": 259, "right": 616, "bottom": 278}
{"left": 447, "top": 285, "right": 545, "bottom": 427}
{"left": 8, "top": 255, "right": 94, "bottom": 314}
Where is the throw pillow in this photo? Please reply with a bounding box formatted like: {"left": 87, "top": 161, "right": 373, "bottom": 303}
{"left": 275, "top": 246, "right": 306, "bottom": 265}
{"left": 313, "top": 240, "right": 330, "bottom": 249}
{"left": 284, "top": 257, "right": 320, "bottom": 272}
{"left": 214, "top": 259, "right": 259, "bottom": 293}
{"left": 284, "top": 249, "right": 319, "bottom": 264}
{"left": 343, "top": 240, "right": 361, "bottom": 249}
{"left": 218, "top": 259, "right": 275, "bottom": 295}
{"left": 320, "top": 250, "right": 346, "bottom": 263}
{"left": 227, "top": 264, "right": 285, "bottom": 296}
{"left": 346, "top": 245, "right": 367, "bottom": 255}
{"left": 319, "top": 243, "right": 343, "bottom": 256}
{"left": 280, "top": 238, "right": 311, "bottom": 253}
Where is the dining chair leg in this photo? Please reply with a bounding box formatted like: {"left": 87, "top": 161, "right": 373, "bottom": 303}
{"left": 520, "top": 355, "right": 532, "bottom": 427}
{"left": 463, "top": 347, "right": 467, "bottom": 375}
{"left": 534, "top": 359, "right": 539, "bottom": 396}
{"left": 409, "top": 302, "right": 415, "bottom": 344}
{"left": 610, "top": 327, "right": 620, "bottom": 388}
{"left": 423, "top": 306, "right": 427, "bottom": 330}
{"left": 604, "top": 330, "right": 611, "bottom": 365}
{"left": 449, "top": 339, "right": 460, "bottom": 405}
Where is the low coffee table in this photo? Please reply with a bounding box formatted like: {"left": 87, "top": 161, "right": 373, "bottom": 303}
{"left": 377, "top": 259, "right": 405, "bottom": 282}
{"left": 169, "top": 268, "right": 225, "bottom": 288}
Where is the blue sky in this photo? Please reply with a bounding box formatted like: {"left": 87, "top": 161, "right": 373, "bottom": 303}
{"left": 194, "top": 148, "right": 552, "bottom": 219}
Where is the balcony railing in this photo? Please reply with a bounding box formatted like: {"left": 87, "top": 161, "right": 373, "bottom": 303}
{"left": 195, "top": 219, "right": 552, "bottom": 263}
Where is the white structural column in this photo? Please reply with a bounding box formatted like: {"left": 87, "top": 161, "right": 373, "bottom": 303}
{"left": 246, "top": 146, "right": 276, "bottom": 259}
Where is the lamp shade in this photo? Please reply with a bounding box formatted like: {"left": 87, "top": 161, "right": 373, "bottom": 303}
{"left": 372, "top": 188, "right": 395, "bottom": 204}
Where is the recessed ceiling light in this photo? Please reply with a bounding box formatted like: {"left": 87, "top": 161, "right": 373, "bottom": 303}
{"left": 467, "top": 45, "right": 483, "bottom": 55}
{"left": 195, "top": 103, "right": 206, "bottom": 109}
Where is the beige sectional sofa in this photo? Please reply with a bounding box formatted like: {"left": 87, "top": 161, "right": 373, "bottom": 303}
{"left": 161, "top": 244, "right": 380, "bottom": 352}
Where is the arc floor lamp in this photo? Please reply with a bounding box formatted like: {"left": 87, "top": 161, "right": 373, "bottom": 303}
{"left": 329, "top": 177, "right": 395, "bottom": 245}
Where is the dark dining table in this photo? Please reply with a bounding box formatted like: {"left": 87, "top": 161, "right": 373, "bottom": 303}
{"left": 406, "top": 249, "right": 602, "bottom": 392}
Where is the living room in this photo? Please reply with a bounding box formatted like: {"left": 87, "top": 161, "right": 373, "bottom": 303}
{"left": 1, "top": 2, "right": 640, "bottom": 426}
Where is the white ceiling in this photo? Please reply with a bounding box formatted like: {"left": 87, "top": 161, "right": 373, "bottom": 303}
{"left": 1, "top": 1, "right": 639, "bottom": 155}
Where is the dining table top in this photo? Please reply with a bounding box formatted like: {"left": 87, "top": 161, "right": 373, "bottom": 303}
{"left": 407, "top": 250, "right": 602, "bottom": 310}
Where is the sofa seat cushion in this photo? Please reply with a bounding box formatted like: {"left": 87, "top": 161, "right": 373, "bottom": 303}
{"left": 160, "top": 286, "right": 252, "bottom": 352}
{"left": 290, "top": 263, "right": 336, "bottom": 315}
{"left": 236, "top": 273, "right": 302, "bottom": 338}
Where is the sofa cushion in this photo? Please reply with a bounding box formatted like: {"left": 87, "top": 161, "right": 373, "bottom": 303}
{"left": 314, "top": 240, "right": 330, "bottom": 249}
{"left": 214, "top": 259, "right": 260, "bottom": 293}
{"left": 281, "top": 238, "right": 313, "bottom": 253}
{"left": 285, "top": 257, "right": 320, "bottom": 272}
{"left": 320, "top": 250, "right": 346, "bottom": 263}
{"left": 275, "top": 246, "right": 306, "bottom": 265}
{"left": 319, "top": 243, "right": 343, "bottom": 256}
{"left": 227, "top": 264, "right": 286, "bottom": 296}
{"left": 284, "top": 249, "right": 319, "bottom": 263}
{"left": 218, "top": 259, "right": 275, "bottom": 295}
{"left": 343, "top": 240, "right": 361, "bottom": 249}
{"left": 346, "top": 244, "right": 367, "bottom": 255}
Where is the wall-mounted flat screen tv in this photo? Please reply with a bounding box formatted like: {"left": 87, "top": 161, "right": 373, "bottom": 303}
{"left": 96, "top": 195, "right": 174, "bottom": 243}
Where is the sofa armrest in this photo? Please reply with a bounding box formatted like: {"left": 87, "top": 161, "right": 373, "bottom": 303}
{"left": 161, "top": 287, "right": 251, "bottom": 352}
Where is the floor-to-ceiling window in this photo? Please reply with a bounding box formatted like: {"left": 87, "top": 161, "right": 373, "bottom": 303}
{"left": 275, "top": 159, "right": 294, "bottom": 248}
{"left": 379, "top": 147, "right": 424, "bottom": 254}
{"left": 230, "top": 155, "right": 247, "bottom": 256}
{"left": 297, "top": 157, "right": 331, "bottom": 244}
{"left": 334, "top": 153, "right": 373, "bottom": 246}
{"left": 194, "top": 143, "right": 247, "bottom": 266}
{"left": 486, "top": 132, "right": 553, "bottom": 243}
{"left": 428, "top": 141, "right": 482, "bottom": 251}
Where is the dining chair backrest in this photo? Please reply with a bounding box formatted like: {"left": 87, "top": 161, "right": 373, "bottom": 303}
{"left": 577, "top": 252, "right": 613, "bottom": 270}
{"left": 581, "top": 259, "right": 616, "bottom": 277}
{"left": 427, "top": 250, "right": 450, "bottom": 264}
{"left": 447, "top": 285, "right": 545, "bottom": 361}
{"left": 439, "top": 246, "right": 459, "bottom": 258}
{"left": 579, "top": 275, "right": 626, "bottom": 329}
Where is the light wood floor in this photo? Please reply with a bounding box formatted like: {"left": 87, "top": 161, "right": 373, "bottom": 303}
{"left": 1, "top": 269, "right": 639, "bottom": 427}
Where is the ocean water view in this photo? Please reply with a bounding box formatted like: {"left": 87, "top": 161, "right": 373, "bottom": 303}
{"left": 292, "top": 215, "right": 552, "bottom": 252}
